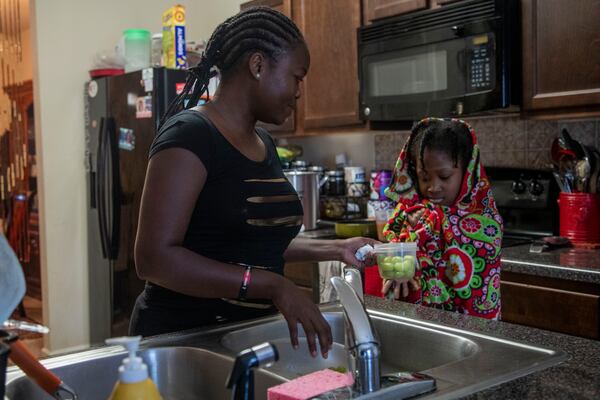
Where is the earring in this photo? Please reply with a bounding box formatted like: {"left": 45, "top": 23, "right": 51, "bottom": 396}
{"left": 256, "top": 73, "right": 260, "bottom": 79}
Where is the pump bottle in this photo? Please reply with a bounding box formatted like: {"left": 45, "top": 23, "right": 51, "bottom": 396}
{"left": 105, "top": 336, "right": 163, "bottom": 400}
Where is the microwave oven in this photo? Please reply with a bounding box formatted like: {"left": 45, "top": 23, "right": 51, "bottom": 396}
{"left": 358, "top": 0, "right": 520, "bottom": 122}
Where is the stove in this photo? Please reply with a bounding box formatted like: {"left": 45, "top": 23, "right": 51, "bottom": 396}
{"left": 486, "top": 167, "right": 560, "bottom": 248}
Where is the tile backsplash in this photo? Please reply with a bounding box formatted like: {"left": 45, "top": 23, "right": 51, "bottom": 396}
{"left": 374, "top": 116, "right": 600, "bottom": 171}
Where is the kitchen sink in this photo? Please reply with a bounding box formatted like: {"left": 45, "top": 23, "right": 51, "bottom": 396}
{"left": 221, "top": 311, "right": 478, "bottom": 378}
{"left": 4, "top": 347, "right": 285, "bottom": 400}
{"left": 5, "top": 305, "right": 568, "bottom": 400}
{"left": 222, "top": 310, "right": 567, "bottom": 399}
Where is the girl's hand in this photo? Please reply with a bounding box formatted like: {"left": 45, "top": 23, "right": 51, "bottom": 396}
{"left": 271, "top": 278, "right": 333, "bottom": 359}
{"left": 337, "top": 237, "right": 380, "bottom": 268}
{"left": 407, "top": 209, "right": 425, "bottom": 227}
{"left": 382, "top": 278, "right": 421, "bottom": 299}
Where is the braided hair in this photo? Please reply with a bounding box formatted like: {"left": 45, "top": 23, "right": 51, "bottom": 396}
{"left": 407, "top": 119, "right": 473, "bottom": 179}
{"left": 160, "top": 6, "right": 305, "bottom": 128}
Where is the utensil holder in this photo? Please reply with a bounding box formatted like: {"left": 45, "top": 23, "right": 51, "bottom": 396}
{"left": 558, "top": 193, "right": 600, "bottom": 246}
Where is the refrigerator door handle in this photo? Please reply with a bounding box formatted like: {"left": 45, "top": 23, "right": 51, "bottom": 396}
{"left": 89, "top": 117, "right": 103, "bottom": 210}
{"left": 106, "top": 118, "right": 121, "bottom": 261}
{"left": 96, "top": 117, "right": 109, "bottom": 259}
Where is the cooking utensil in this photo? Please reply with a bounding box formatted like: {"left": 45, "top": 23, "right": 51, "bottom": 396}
{"left": 529, "top": 236, "right": 570, "bottom": 253}
{"left": 3, "top": 333, "right": 78, "bottom": 399}
{"left": 335, "top": 219, "right": 377, "bottom": 238}
{"left": 559, "top": 128, "right": 585, "bottom": 160}
{"left": 1, "top": 335, "right": 9, "bottom": 399}
{"left": 588, "top": 148, "right": 600, "bottom": 194}
{"left": 575, "top": 159, "right": 591, "bottom": 192}
{"left": 0, "top": 234, "right": 26, "bottom": 324}
{"left": 2, "top": 319, "right": 50, "bottom": 334}
{"left": 284, "top": 170, "right": 328, "bottom": 231}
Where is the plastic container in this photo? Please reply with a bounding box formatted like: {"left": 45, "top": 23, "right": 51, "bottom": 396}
{"left": 374, "top": 205, "right": 395, "bottom": 242}
{"left": 558, "top": 192, "right": 600, "bottom": 246}
{"left": 151, "top": 33, "right": 163, "bottom": 66}
{"left": 374, "top": 242, "right": 417, "bottom": 282}
{"left": 106, "top": 336, "right": 163, "bottom": 400}
{"left": 123, "top": 29, "right": 151, "bottom": 72}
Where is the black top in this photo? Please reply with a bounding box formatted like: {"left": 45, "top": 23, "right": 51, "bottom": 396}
{"left": 131, "top": 110, "right": 303, "bottom": 335}
{"left": 149, "top": 110, "right": 303, "bottom": 270}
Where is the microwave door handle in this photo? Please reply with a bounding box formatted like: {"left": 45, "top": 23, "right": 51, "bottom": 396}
{"left": 457, "top": 49, "right": 466, "bottom": 74}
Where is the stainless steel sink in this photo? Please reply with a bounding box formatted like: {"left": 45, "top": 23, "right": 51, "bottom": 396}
{"left": 5, "top": 305, "right": 568, "bottom": 400}
{"left": 221, "top": 311, "right": 478, "bottom": 379}
{"left": 221, "top": 309, "right": 568, "bottom": 399}
{"left": 4, "top": 347, "right": 284, "bottom": 400}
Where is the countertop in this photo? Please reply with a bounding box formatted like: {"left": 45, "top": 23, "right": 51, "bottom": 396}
{"left": 501, "top": 244, "right": 600, "bottom": 284}
{"left": 365, "top": 296, "right": 600, "bottom": 399}
{"left": 299, "top": 226, "right": 600, "bottom": 284}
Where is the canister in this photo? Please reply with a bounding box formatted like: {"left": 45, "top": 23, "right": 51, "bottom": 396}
{"left": 324, "top": 169, "right": 345, "bottom": 196}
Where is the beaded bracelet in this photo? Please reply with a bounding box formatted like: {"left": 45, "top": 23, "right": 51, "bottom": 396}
{"left": 238, "top": 265, "right": 253, "bottom": 301}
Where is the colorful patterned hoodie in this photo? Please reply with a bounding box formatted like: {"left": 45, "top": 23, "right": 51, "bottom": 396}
{"left": 382, "top": 118, "right": 503, "bottom": 320}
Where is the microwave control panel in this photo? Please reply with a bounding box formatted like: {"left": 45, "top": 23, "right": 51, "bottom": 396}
{"left": 466, "top": 34, "right": 496, "bottom": 93}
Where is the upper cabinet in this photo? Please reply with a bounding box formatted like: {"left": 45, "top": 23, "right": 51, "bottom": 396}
{"left": 521, "top": 0, "right": 600, "bottom": 118}
{"left": 241, "top": 0, "right": 292, "bottom": 16}
{"left": 293, "top": 0, "right": 361, "bottom": 130}
{"left": 363, "top": 0, "right": 427, "bottom": 25}
{"left": 241, "top": 0, "right": 362, "bottom": 135}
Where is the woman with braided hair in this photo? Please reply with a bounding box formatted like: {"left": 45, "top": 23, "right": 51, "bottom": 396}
{"left": 131, "top": 7, "right": 377, "bottom": 358}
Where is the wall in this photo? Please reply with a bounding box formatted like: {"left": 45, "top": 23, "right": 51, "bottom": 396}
{"left": 31, "top": 0, "right": 245, "bottom": 354}
{"left": 281, "top": 132, "right": 375, "bottom": 170}
{"left": 372, "top": 116, "right": 600, "bottom": 171}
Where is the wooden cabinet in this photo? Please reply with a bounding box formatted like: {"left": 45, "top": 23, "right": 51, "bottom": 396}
{"left": 293, "top": 0, "right": 362, "bottom": 130}
{"left": 362, "top": 0, "right": 464, "bottom": 25}
{"left": 430, "top": 0, "right": 461, "bottom": 7}
{"left": 501, "top": 271, "right": 600, "bottom": 340}
{"left": 521, "top": 0, "right": 600, "bottom": 118}
{"left": 240, "top": 0, "right": 291, "bottom": 16}
{"left": 241, "top": 0, "right": 363, "bottom": 134}
{"left": 363, "top": 0, "right": 427, "bottom": 25}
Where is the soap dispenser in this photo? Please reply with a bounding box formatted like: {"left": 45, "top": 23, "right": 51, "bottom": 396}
{"left": 105, "top": 336, "right": 163, "bottom": 400}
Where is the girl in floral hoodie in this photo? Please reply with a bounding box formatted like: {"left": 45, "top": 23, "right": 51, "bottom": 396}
{"left": 382, "top": 118, "right": 503, "bottom": 320}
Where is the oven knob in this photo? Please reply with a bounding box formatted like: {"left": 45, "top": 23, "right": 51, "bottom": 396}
{"left": 529, "top": 179, "right": 544, "bottom": 196}
{"left": 511, "top": 178, "right": 526, "bottom": 195}
{"left": 363, "top": 107, "right": 371, "bottom": 116}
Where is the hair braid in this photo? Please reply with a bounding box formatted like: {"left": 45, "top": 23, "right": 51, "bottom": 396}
{"left": 159, "top": 6, "right": 304, "bottom": 128}
{"left": 409, "top": 119, "right": 473, "bottom": 175}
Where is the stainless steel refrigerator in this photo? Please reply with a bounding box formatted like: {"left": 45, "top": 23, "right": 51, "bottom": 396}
{"left": 84, "top": 68, "right": 187, "bottom": 343}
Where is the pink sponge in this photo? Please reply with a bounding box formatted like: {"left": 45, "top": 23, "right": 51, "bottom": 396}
{"left": 267, "top": 369, "right": 354, "bottom": 400}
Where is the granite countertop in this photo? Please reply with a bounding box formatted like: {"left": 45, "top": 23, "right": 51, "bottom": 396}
{"left": 502, "top": 244, "right": 600, "bottom": 284}
{"left": 365, "top": 296, "right": 600, "bottom": 399}
{"left": 299, "top": 226, "right": 600, "bottom": 284}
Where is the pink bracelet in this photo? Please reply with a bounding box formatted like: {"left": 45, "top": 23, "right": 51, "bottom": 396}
{"left": 238, "top": 265, "right": 252, "bottom": 301}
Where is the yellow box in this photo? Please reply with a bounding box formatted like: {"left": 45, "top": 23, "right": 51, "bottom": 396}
{"left": 162, "top": 4, "right": 187, "bottom": 69}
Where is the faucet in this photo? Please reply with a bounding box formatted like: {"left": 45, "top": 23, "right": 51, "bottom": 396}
{"left": 331, "top": 269, "right": 380, "bottom": 394}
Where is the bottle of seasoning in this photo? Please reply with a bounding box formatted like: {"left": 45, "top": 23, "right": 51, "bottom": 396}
{"left": 325, "top": 169, "right": 345, "bottom": 196}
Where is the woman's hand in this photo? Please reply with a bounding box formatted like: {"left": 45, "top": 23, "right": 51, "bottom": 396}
{"left": 337, "top": 237, "right": 380, "bottom": 267}
{"left": 271, "top": 278, "right": 332, "bottom": 359}
{"left": 382, "top": 278, "right": 420, "bottom": 299}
